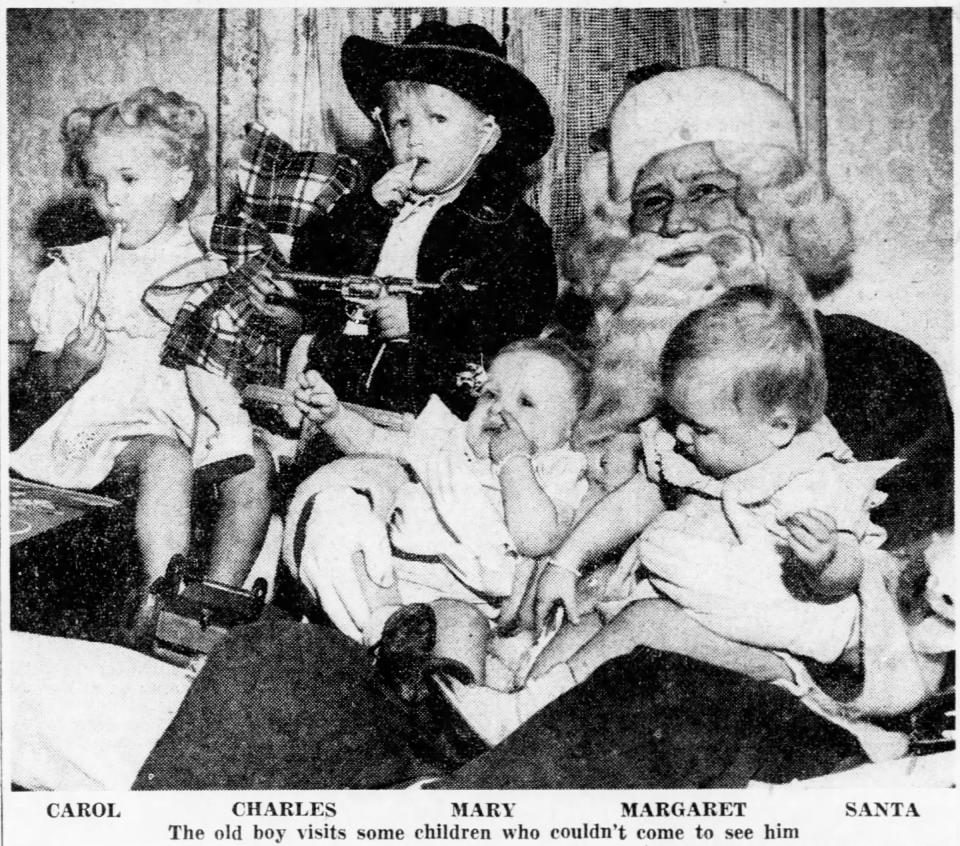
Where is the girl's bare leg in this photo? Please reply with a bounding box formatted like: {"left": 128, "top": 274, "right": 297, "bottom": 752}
{"left": 439, "top": 599, "right": 792, "bottom": 746}
{"left": 206, "top": 440, "right": 273, "bottom": 586}
{"left": 116, "top": 435, "right": 193, "bottom": 584}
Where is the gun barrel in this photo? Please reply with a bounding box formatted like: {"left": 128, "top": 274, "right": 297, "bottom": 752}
{"left": 274, "top": 271, "right": 439, "bottom": 295}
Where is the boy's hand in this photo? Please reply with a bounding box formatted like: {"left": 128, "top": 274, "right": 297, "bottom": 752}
{"left": 372, "top": 159, "right": 419, "bottom": 210}
{"left": 489, "top": 410, "right": 535, "bottom": 465}
{"left": 294, "top": 370, "right": 341, "bottom": 425}
{"left": 247, "top": 267, "right": 301, "bottom": 328}
{"left": 367, "top": 295, "right": 409, "bottom": 340}
{"left": 783, "top": 509, "right": 838, "bottom": 573}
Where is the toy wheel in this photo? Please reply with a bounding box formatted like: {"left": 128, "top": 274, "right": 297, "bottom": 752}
{"left": 251, "top": 578, "right": 268, "bottom": 601}
{"left": 166, "top": 553, "right": 187, "bottom": 582}
{"left": 156, "top": 553, "right": 187, "bottom": 598}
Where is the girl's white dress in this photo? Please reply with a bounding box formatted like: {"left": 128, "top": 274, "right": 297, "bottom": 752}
{"left": 11, "top": 224, "right": 226, "bottom": 489}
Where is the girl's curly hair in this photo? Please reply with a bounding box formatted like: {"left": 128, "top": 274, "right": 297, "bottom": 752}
{"left": 61, "top": 87, "right": 210, "bottom": 219}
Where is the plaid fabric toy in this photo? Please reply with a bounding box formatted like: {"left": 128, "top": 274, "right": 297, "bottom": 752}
{"left": 161, "top": 123, "right": 360, "bottom": 388}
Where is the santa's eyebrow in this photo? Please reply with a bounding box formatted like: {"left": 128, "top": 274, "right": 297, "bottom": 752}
{"left": 682, "top": 169, "right": 737, "bottom": 184}
{"left": 635, "top": 169, "right": 736, "bottom": 192}
{"left": 633, "top": 180, "right": 670, "bottom": 195}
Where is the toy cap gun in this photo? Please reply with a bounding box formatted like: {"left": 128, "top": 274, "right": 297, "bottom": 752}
{"left": 268, "top": 271, "right": 478, "bottom": 335}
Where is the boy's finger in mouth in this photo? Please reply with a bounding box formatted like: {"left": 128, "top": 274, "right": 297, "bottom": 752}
{"left": 397, "top": 157, "right": 422, "bottom": 181}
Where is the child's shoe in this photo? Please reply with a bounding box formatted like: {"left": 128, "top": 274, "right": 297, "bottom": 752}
{"left": 372, "top": 603, "right": 475, "bottom": 704}
{"left": 119, "top": 586, "right": 163, "bottom": 653}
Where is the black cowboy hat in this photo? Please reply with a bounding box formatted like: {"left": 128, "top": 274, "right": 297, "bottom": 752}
{"left": 341, "top": 21, "right": 554, "bottom": 165}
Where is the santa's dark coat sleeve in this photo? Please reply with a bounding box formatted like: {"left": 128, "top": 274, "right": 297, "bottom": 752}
{"left": 817, "top": 311, "right": 953, "bottom": 547}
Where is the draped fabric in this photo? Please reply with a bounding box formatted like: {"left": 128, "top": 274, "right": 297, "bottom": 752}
{"left": 216, "top": 8, "right": 824, "bottom": 244}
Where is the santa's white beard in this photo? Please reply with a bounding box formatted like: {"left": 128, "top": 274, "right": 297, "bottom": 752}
{"left": 576, "top": 228, "right": 798, "bottom": 445}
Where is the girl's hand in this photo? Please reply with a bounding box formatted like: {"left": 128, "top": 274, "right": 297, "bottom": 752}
{"left": 489, "top": 410, "right": 535, "bottom": 465}
{"left": 534, "top": 561, "right": 580, "bottom": 629}
{"left": 294, "top": 370, "right": 341, "bottom": 425}
{"left": 783, "top": 509, "right": 838, "bottom": 574}
{"left": 57, "top": 321, "right": 106, "bottom": 390}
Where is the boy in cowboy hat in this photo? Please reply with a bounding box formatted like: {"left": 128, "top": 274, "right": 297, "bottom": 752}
{"left": 289, "top": 21, "right": 558, "bottom": 419}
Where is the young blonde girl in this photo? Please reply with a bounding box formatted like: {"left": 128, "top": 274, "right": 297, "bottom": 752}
{"left": 11, "top": 88, "right": 269, "bottom": 629}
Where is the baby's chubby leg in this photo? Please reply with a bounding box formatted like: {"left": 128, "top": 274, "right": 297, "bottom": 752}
{"left": 441, "top": 598, "right": 793, "bottom": 746}
{"left": 432, "top": 599, "right": 491, "bottom": 685}
{"left": 563, "top": 599, "right": 793, "bottom": 686}
{"left": 528, "top": 611, "right": 604, "bottom": 680}
{"left": 185, "top": 365, "right": 255, "bottom": 482}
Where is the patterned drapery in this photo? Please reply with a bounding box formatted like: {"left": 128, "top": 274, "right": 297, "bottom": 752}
{"left": 215, "top": 7, "right": 824, "bottom": 244}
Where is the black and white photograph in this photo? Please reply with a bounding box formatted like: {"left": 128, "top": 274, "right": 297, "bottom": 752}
{"left": 2, "top": 5, "right": 955, "bottom": 843}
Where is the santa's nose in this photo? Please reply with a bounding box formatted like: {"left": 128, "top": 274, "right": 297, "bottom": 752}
{"left": 661, "top": 201, "right": 700, "bottom": 237}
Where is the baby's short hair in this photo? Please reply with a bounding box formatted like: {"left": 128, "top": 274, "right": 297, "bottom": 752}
{"left": 61, "top": 87, "right": 210, "bottom": 219}
{"left": 496, "top": 337, "right": 591, "bottom": 412}
{"left": 660, "top": 285, "right": 827, "bottom": 430}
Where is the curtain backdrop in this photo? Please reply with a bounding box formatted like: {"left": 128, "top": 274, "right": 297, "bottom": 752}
{"left": 216, "top": 8, "right": 825, "bottom": 245}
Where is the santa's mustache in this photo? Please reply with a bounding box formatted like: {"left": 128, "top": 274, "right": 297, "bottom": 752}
{"left": 595, "top": 228, "right": 764, "bottom": 313}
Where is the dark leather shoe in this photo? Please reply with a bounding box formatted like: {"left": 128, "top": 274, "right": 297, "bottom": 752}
{"left": 372, "top": 604, "right": 475, "bottom": 704}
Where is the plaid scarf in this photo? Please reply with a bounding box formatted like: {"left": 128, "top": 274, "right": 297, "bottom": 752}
{"left": 160, "top": 124, "right": 361, "bottom": 387}
{"left": 211, "top": 121, "right": 361, "bottom": 266}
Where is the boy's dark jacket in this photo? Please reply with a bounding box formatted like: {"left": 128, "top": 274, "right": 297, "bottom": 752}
{"left": 291, "top": 162, "right": 558, "bottom": 417}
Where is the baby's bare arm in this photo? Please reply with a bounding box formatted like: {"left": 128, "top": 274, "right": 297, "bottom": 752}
{"left": 784, "top": 509, "right": 863, "bottom": 599}
{"left": 294, "top": 369, "right": 408, "bottom": 459}
{"left": 499, "top": 458, "right": 571, "bottom": 558}
{"left": 556, "top": 471, "right": 665, "bottom": 572}
{"left": 533, "top": 472, "right": 666, "bottom": 629}
{"left": 486, "top": 410, "right": 569, "bottom": 557}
